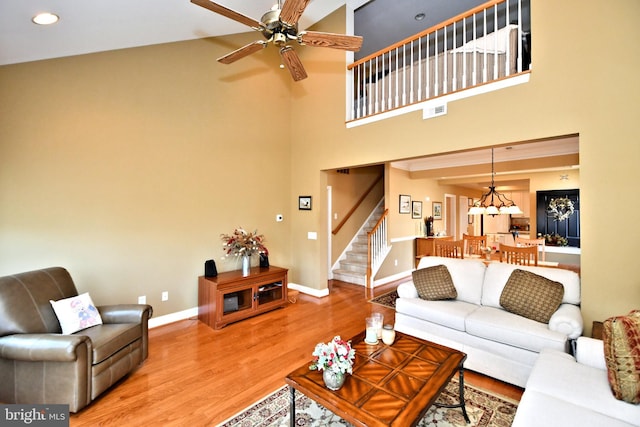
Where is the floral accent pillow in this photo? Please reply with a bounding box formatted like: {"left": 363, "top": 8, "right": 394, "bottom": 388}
{"left": 412, "top": 265, "right": 457, "bottom": 300}
{"left": 50, "top": 292, "right": 103, "bottom": 334}
{"left": 603, "top": 310, "right": 640, "bottom": 404}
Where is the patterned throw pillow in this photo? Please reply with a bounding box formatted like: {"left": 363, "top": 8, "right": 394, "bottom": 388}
{"left": 603, "top": 310, "right": 640, "bottom": 404}
{"left": 50, "top": 292, "right": 103, "bottom": 334}
{"left": 499, "top": 269, "right": 564, "bottom": 323}
{"left": 412, "top": 265, "right": 457, "bottom": 300}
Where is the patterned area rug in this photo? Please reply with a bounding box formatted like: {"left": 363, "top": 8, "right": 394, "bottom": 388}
{"left": 369, "top": 289, "right": 398, "bottom": 309}
{"left": 217, "top": 378, "right": 518, "bottom": 427}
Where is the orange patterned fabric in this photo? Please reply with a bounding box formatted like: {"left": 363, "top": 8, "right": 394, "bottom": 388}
{"left": 603, "top": 310, "right": 640, "bottom": 404}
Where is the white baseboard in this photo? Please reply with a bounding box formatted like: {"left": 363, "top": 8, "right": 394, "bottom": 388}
{"left": 373, "top": 270, "right": 412, "bottom": 287}
{"left": 288, "top": 282, "right": 330, "bottom": 298}
{"left": 149, "top": 307, "right": 198, "bottom": 329}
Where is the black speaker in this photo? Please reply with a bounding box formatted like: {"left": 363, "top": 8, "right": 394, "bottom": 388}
{"left": 259, "top": 253, "right": 269, "bottom": 268}
{"left": 204, "top": 259, "right": 217, "bottom": 277}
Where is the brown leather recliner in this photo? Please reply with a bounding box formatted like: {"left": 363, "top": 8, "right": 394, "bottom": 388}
{"left": 0, "top": 267, "right": 153, "bottom": 412}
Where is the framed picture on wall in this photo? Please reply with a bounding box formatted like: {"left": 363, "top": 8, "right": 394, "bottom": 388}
{"left": 399, "top": 194, "right": 411, "bottom": 214}
{"left": 298, "top": 196, "right": 312, "bottom": 210}
{"left": 411, "top": 201, "right": 422, "bottom": 219}
{"left": 432, "top": 201, "right": 442, "bottom": 220}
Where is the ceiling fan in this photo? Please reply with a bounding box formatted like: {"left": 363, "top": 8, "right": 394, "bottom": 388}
{"left": 191, "top": 0, "right": 363, "bottom": 81}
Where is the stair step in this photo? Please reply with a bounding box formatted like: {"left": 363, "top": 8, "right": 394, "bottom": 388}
{"left": 332, "top": 269, "right": 366, "bottom": 286}
{"left": 338, "top": 261, "right": 366, "bottom": 274}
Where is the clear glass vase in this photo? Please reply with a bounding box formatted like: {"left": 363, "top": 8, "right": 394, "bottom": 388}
{"left": 322, "top": 369, "right": 346, "bottom": 391}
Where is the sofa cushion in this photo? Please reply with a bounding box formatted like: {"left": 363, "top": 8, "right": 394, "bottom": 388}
{"left": 395, "top": 298, "right": 478, "bottom": 332}
{"left": 416, "top": 256, "right": 486, "bottom": 305}
{"left": 412, "top": 265, "right": 457, "bottom": 300}
{"left": 465, "top": 306, "right": 567, "bottom": 353}
{"left": 76, "top": 322, "right": 142, "bottom": 364}
{"left": 499, "top": 269, "right": 564, "bottom": 323}
{"left": 482, "top": 262, "right": 580, "bottom": 309}
{"left": 603, "top": 310, "right": 640, "bottom": 404}
{"left": 50, "top": 292, "right": 103, "bottom": 334}
{"left": 524, "top": 348, "right": 640, "bottom": 426}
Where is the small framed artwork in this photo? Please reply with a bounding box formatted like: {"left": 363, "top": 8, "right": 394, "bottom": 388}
{"left": 432, "top": 201, "right": 442, "bottom": 220}
{"left": 399, "top": 194, "right": 411, "bottom": 214}
{"left": 298, "top": 196, "right": 312, "bottom": 210}
{"left": 411, "top": 201, "right": 422, "bottom": 219}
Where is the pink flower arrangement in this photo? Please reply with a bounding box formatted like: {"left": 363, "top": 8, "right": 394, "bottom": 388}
{"left": 220, "top": 228, "right": 267, "bottom": 257}
{"left": 309, "top": 336, "right": 356, "bottom": 374}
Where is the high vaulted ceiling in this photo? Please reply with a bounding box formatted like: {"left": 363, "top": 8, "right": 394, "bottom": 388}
{"left": 0, "top": 0, "right": 346, "bottom": 66}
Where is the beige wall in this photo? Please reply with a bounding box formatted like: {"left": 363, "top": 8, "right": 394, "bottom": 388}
{"left": 328, "top": 165, "right": 384, "bottom": 264}
{"left": 0, "top": 33, "right": 294, "bottom": 314}
{"left": 1, "top": 1, "right": 639, "bottom": 332}
{"left": 289, "top": 2, "right": 640, "bottom": 334}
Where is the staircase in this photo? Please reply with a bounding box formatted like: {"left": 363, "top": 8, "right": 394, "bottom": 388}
{"left": 332, "top": 204, "right": 387, "bottom": 286}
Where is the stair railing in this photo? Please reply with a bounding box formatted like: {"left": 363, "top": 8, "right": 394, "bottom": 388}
{"left": 367, "top": 208, "right": 389, "bottom": 288}
{"left": 332, "top": 172, "right": 384, "bottom": 235}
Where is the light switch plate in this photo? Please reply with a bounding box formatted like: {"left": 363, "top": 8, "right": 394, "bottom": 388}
{"left": 307, "top": 231, "right": 317, "bottom": 240}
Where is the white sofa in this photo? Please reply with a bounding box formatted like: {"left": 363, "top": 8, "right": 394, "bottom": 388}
{"left": 513, "top": 337, "right": 640, "bottom": 427}
{"left": 395, "top": 256, "right": 583, "bottom": 387}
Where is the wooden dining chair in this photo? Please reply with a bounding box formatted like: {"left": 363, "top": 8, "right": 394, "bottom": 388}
{"left": 515, "top": 236, "right": 546, "bottom": 261}
{"left": 463, "top": 234, "right": 487, "bottom": 257}
{"left": 435, "top": 239, "right": 465, "bottom": 259}
{"left": 499, "top": 243, "right": 538, "bottom": 266}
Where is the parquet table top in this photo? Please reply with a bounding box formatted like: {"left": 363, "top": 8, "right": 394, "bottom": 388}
{"left": 285, "top": 331, "right": 467, "bottom": 427}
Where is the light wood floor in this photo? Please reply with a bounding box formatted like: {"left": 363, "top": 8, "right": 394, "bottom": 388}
{"left": 69, "top": 280, "right": 523, "bottom": 426}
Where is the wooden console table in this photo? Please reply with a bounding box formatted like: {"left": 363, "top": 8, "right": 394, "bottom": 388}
{"left": 415, "top": 236, "right": 452, "bottom": 267}
{"left": 198, "top": 266, "right": 288, "bottom": 330}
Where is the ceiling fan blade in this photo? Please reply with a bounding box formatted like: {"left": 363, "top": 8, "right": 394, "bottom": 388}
{"left": 280, "top": 47, "right": 308, "bottom": 81}
{"left": 191, "top": 0, "right": 262, "bottom": 29}
{"left": 299, "top": 31, "right": 364, "bottom": 51}
{"left": 279, "top": 0, "right": 312, "bottom": 26}
{"left": 217, "top": 41, "right": 267, "bottom": 64}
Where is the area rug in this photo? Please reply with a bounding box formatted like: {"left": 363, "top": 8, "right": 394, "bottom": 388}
{"left": 217, "top": 378, "right": 518, "bottom": 427}
{"left": 368, "top": 289, "right": 398, "bottom": 309}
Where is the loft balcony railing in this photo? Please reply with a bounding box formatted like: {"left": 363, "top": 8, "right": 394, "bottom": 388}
{"left": 347, "top": 0, "right": 530, "bottom": 122}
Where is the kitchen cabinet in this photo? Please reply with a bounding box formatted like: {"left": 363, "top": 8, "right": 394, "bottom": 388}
{"left": 509, "top": 191, "right": 530, "bottom": 218}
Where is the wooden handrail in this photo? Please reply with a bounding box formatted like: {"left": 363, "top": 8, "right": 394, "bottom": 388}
{"left": 332, "top": 173, "right": 383, "bottom": 235}
{"left": 349, "top": 0, "right": 506, "bottom": 70}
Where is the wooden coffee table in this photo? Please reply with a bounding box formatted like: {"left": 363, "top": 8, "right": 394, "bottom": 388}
{"left": 285, "top": 331, "right": 469, "bottom": 427}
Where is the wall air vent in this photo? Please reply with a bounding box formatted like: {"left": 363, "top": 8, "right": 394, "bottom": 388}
{"left": 423, "top": 103, "right": 447, "bottom": 120}
{"left": 337, "top": 169, "right": 350, "bottom": 174}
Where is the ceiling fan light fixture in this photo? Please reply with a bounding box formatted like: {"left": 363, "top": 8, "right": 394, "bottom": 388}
{"left": 32, "top": 12, "right": 59, "bottom": 25}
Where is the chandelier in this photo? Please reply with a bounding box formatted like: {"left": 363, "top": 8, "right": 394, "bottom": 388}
{"left": 468, "top": 148, "right": 523, "bottom": 216}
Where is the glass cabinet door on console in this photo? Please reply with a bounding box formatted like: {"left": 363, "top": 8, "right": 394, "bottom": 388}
{"left": 198, "top": 266, "right": 288, "bottom": 329}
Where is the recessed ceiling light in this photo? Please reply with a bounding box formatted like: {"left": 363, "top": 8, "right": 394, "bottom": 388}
{"left": 32, "top": 12, "right": 59, "bottom": 25}
{"left": 414, "top": 13, "right": 426, "bottom": 21}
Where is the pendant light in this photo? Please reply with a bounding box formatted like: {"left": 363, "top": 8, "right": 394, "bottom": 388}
{"left": 468, "top": 148, "right": 523, "bottom": 216}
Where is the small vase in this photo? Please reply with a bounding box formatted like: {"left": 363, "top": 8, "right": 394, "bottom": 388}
{"left": 241, "top": 255, "right": 251, "bottom": 276}
{"left": 381, "top": 324, "right": 396, "bottom": 345}
{"left": 322, "top": 370, "right": 346, "bottom": 391}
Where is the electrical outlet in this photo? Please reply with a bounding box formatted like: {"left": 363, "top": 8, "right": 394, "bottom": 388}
{"left": 161, "top": 291, "right": 168, "bottom": 301}
{"left": 394, "top": 259, "right": 398, "bottom": 267}
{"left": 138, "top": 295, "right": 146, "bottom": 304}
